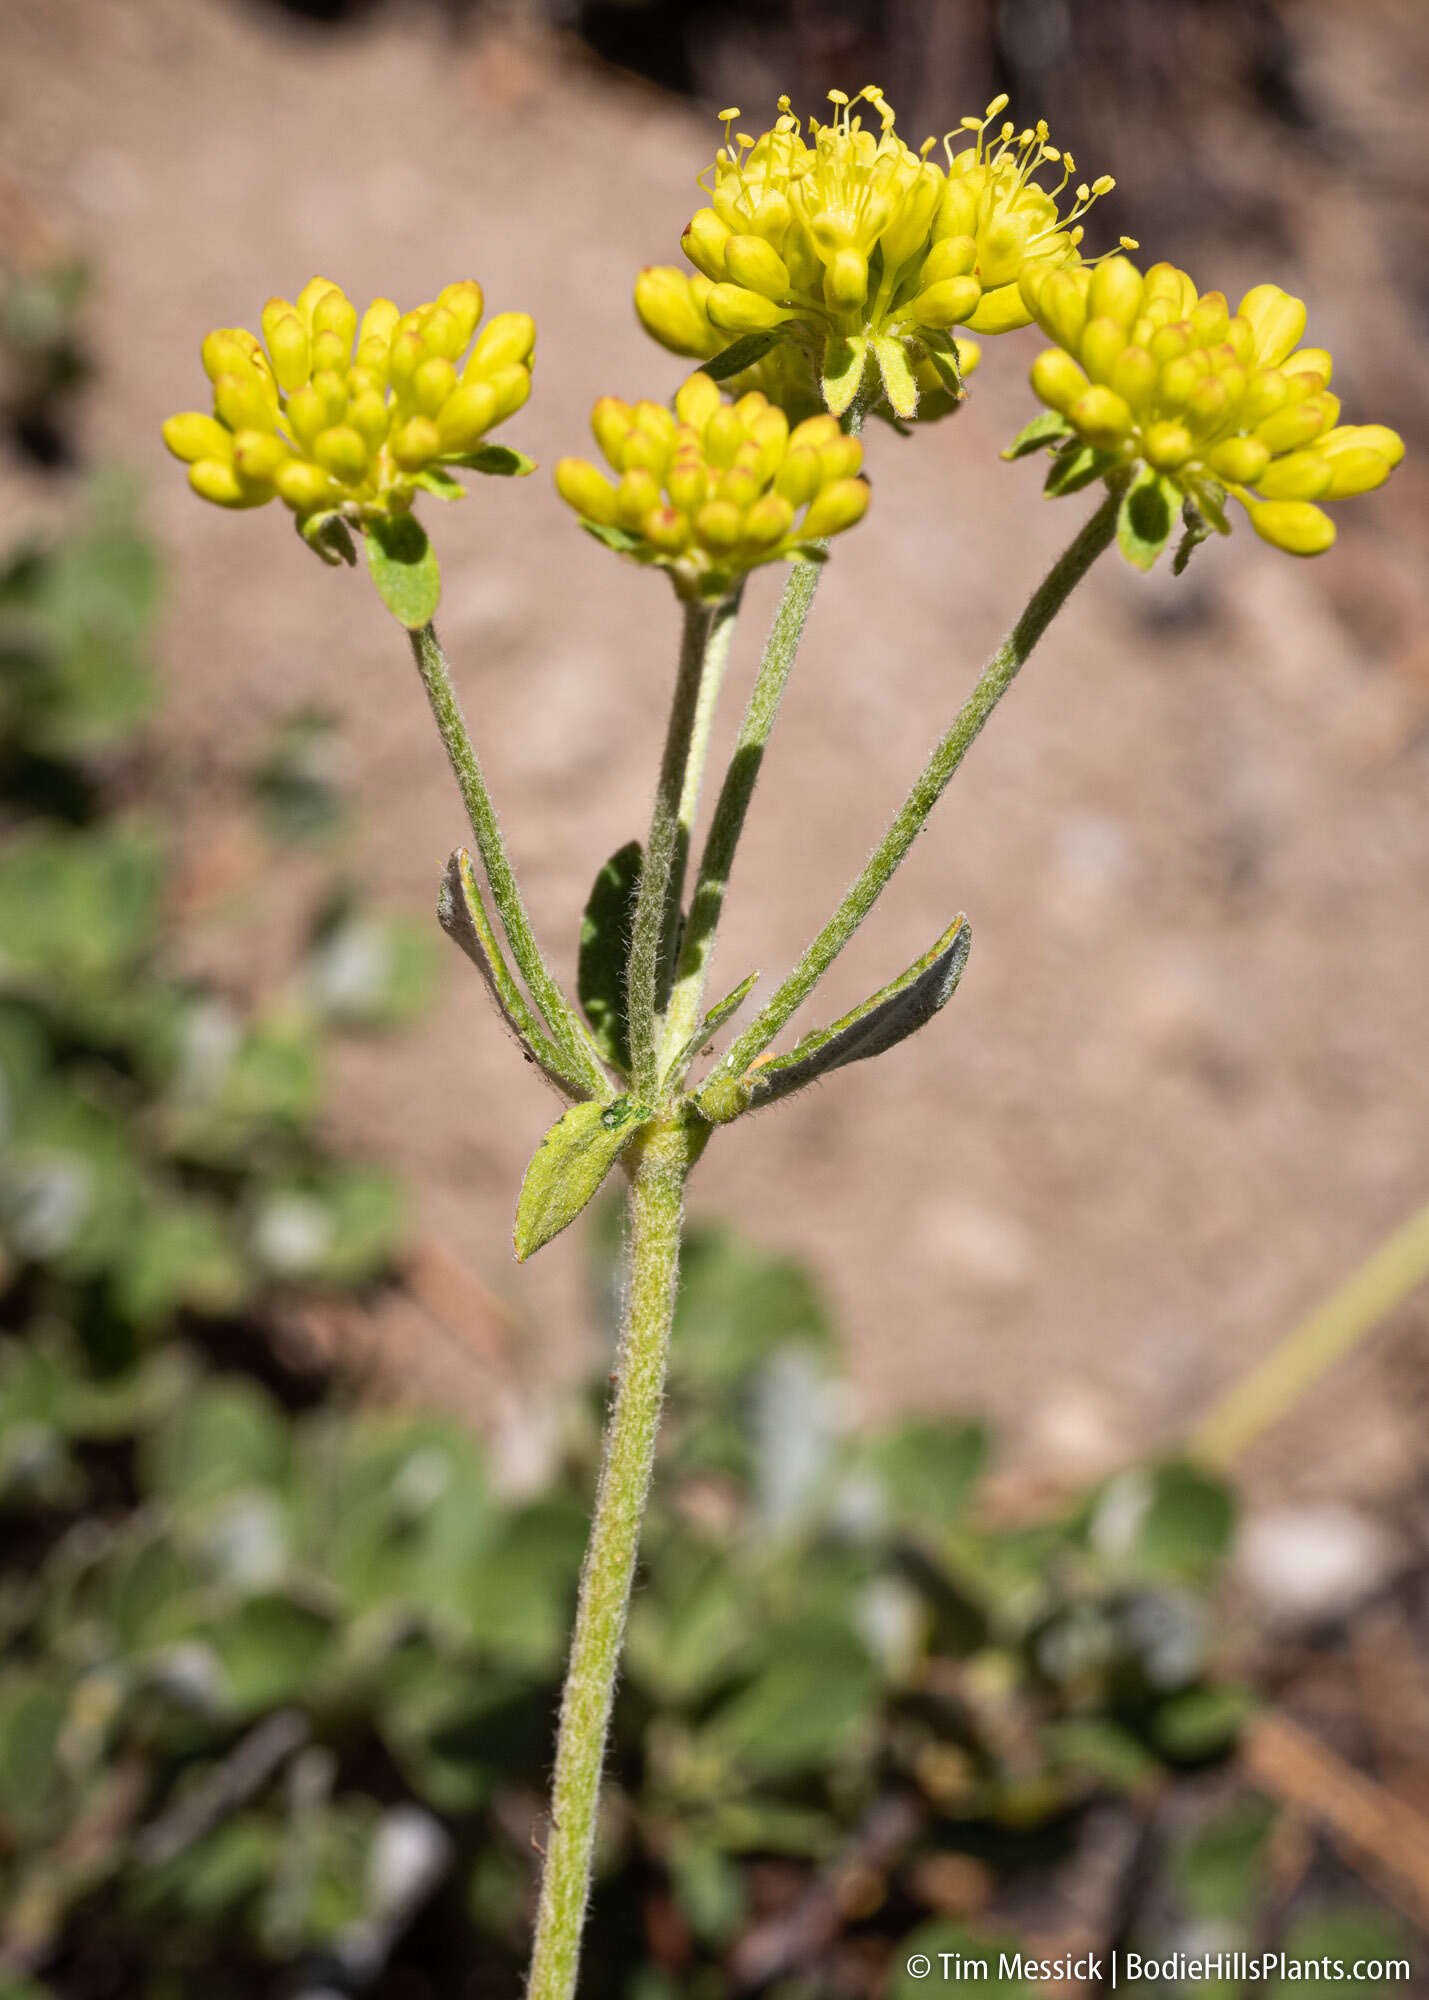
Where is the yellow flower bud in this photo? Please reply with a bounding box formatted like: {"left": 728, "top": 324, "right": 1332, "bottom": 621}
{"left": 642, "top": 505, "right": 692, "bottom": 554}
{"left": 1069, "top": 386, "right": 1133, "bottom": 447}
{"left": 962, "top": 282, "right": 1032, "bottom": 335}
{"left": 675, "top": 373, "right": 723, "bottom": 432}
{"left": 1030, "top": 348, "right": 1091, "bottom": 414}
{"left": 1187, "top": 291, "right": 1230, "bottom": 347}
{"left": 976, "top": 214, "right": 1030, "bottom": 291}
{"left": 189, "top": 459, "right": 250, "bottom": 507}
{"left": 1253, "top": 449, "right": 1333, "bottom": 501}
{"left": 349, "top": 390, "right": 391, "bottom": 451}
{"left": 683, "top": 208, "right": 731, "bottom": 282}
{"left": 703, "top": 405, "right": 746, "bottom": 470}
{"left": 1281, "top": 347, "right": 1332, "bottom": 386}
{"left": 1143, "top": 421, "right": 1194, "bottom": 470}
{"left": 1080, "top": 317, "right": 1128, "bottom": 385}
{"left": 313, "top": 425, "right": 369, "bottom": 483}
{"left": 390, "top": 416, "right": 441, "bottom": 470}
{"left": 774, "top": 446, "right": 821, "bottom": 506}
{"left": 724, "top": 234, "right": 792, "bottom": 300}
{"left": 484, "top": 364, "right": 531, "bottom": 422}
{"left": 263, "top": 309, "right": 311, "bottom": 393}
{"left": 1087, "top": 256, "right": 1144, "bottom": 328}
{"left": 296, "top": 276, "right": 341, "bottom": 329}
{"left": 467, "top": 310, "right": 536, "bottom": 375}
{"left": 412, "top": 356, "right": 457, "bottom": 416}
{"left": 1109, "top": 345, "right": 1157, "bottom": 409}
{"left": 214, "top": 373, "right": 277, "bottom": 435}
{"left": 1319, "top": 448, "right": 1393, "bottom": 499}
{"left": 742, "top": 493, "right": 795, "bottom": 546}
{"left": 1319, "top": 423, "right": 1403, "bottom": 469}
{"left": 635, "top": 268, "right": 719, "bottom": 358}
{"left": 616, "top": 469, "right": 662, "bottom": 529}
{"left": 436, "top": 281, "right": 484, "bottom": 351}
{"left": 310, "top": 286, "right": 357, "bottom": 354}
{"left": 706, "top": 284, "right": 789, "bottom": 334}
{"left": 231, "top": 430, "right": 290, "bottom": 482}
{"left": 554, "top": 457, "right": 618, "bottom": 525}
{"left": 817, "top": 436, "right": 863, "bottom": 484}
{"left": 1036, "top": 269, "right": 1090, "bottom": 351}
{"left": 437, "top": 383, "right": 498, "bottom": 452}
{"left": 1238, "top": 284, "right": 1307, "bottom": 367}
{"left": 920, "top": 236, "right": 978, "bottom": 287}
{"left": 1248, "top": 499, "right": 1335, "bottom": 556}
{"left": 1206, "top": 437, "right": 1270, "bottom": 484}
{"left": 162, "top": 412, "right": 233, "bottom": 464}
{"left": 274, "top": 460, "right": 336, "bottom": 512}
{"left": 802, "top": 476, "right": 870, "bottom": 538}
{"left": 824, "top": 248, "right": 870, "bottom": 310}
{"left": 908, "top": 276, "right": 981, "bottom": 330}
{"left": 1254, "top": 392, "right": 1337, "bottom": 454}
{"left": 667, "top": 455, "right": 708, "bottom": 512}
{"left": 359, "top": 298, "right": 400, "bottom": 349}
{"left": 694, "top": 500, "right": 743, "bottom": 550}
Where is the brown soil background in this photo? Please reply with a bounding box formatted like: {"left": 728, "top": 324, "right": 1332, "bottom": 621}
{"left": 1, "top": 0, "right": 1426, "bottom": 1506}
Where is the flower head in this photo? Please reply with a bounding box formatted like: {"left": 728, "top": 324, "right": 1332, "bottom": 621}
{"left": 633, "top": 262, "right": 980, "bottom": 427}
{"left": 680, "top": 87, "right": 1123, "bottom": 420}
{"left": 1014, "top": 255, "right": 1405, "bottom": 558}
{"left": 554, "top": 373, "right": 870, "bottom": 600}
{"left": 162, "top": 277, "right": 535, "bottom": 558}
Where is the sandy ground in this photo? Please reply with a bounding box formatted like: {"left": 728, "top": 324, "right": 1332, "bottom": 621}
{"left": 1, "top": 0, "right": 1426, "bottom": 1504}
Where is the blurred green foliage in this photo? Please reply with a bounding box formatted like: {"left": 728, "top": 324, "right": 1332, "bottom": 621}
{"left": 0, "top": 498, "right": 1405, "bottom": 1997}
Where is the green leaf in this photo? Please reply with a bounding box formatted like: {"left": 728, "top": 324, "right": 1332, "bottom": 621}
{"left": 873, "top": 335, "right": 918, "bottom": 419}
{"left": 1002, "top": 410, "right": 1074, "bottom": 460}
{"left": 1152, "top": 1681, "right": 1256, "bottom": 1760}
{"left": 450, "top": 443, "right": 536, "bottom": 478}
{"left": 410, "top": 466, "right": 467, "bottom": 501}
{"left": 140, "top": 1379, "right": 289, "bottom": 1506}
{"left": 741, "top": 914, "right": 970, "bottom": 1111}
{"left": 1043, "top": 1717, "right": 1158, "bottom": 1794}
{"left": 439, "top": 851, "right": 592, "bottom": 1096}
{"left": 513, "top": 1096, "right": 650, "bottom": 1261}
{"left": 577, "top": 840, "right": 642, "bottom": 1075}
{"left": 702, "top": 1617, "right": 875, "bottom": 1775}
{"left": 297, "top": 510, "right": 357, "bottom": 567}
{"left": 364, "top": 513, "right": 441, "bottom": 629}
{"left": 1044, "top": 439, "right": 1114, "bottom": 497}
{"left": 822, "top": 332, "right": 867, "bottom": 417}
{"left": 865, "top": 1416, "right": 988, "bottom": 1526}
{"left": 1136, "top": 1458, "right": 1236, "bottom": 1578}
{"left": 703, "top": 330, "right": 784, "bottom": 383}
{"left": 919, "top": 332, "right": 965, "bottom": 401}
{"left": 206, "top": 1592, "right": 334, "bottom": 1713}
{"left": 580, "top": 520, "right": 643, "bottom": 554}
{"left": 668, "top": 969, "right": 759, "bottom": 1079}
{"left": 1172, "top": 1800, "right": 1275, "bottom": 1920}
{"left": 1117, "top": 466, "right": 1179, "bottom": 570}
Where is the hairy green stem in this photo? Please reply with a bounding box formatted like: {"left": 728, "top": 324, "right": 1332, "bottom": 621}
{"left": 661, "top": 557, "right": 824, "bottom": 1072}
{"left": 626, "top": 596, "right": 738, "bottom": 1099}
{"left": 409, "top": 622, "right": 608, "bottom": 1098}
{"left": 525, "top": 1118, "right": 699, "bottom": 2000}
{"left": 711, "top": 488, "right": 1120, "bottom": 1085}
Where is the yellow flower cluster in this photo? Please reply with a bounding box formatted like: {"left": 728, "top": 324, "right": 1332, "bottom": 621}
{"left": 633, "top": 263, "right": 981, "bottom": 426}
{"left": 1019, "top": 256, "right": 1404, "bottom": 555}
{"left": 162, "top": 276, "right": 535, "bottom": 536}
{"left": 679, "top": 86, "right": 1127, "bottom": 416}
{"left": 553, "top": 372, "right": 870, "bottom": 599}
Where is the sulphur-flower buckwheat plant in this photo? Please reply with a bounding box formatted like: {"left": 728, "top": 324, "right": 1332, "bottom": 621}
{"left": 678, "top": 84, "right": 1132, "bottom": 421}
{"left": 162, "top": 83, "right": 1403, "bottom": 2000}
{"left": 554, "top": 372, "right": 869, "bottom": 599}
{"left": 1011, "top": 254, "right": 1405, "bottom": 564}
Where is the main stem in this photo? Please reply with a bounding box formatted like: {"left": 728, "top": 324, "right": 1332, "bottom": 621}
{"left": 662, "top": 556, "right": 823, "bottom": 1067}
{"left": 525, "top": 1118, "right": 698, "bottom": 2000}
{"left": 626, "top": 596, "right": 738, "bottom": 1099}
{"left": 409, "top": 622, "right": 608, "bottom": 1096}
{"left": 714, "top": 489, "right": 1121, "bottom": 1083}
